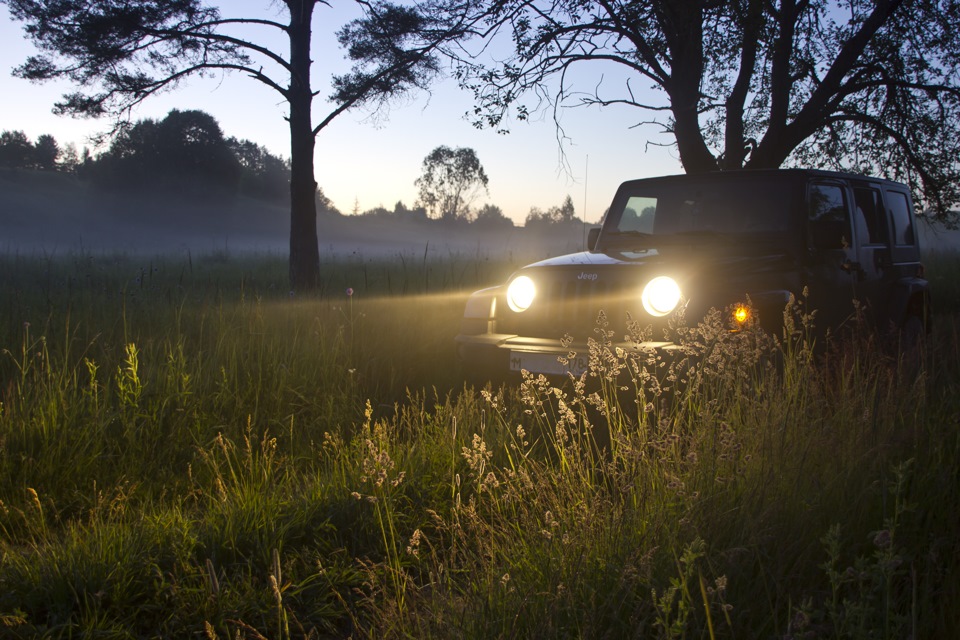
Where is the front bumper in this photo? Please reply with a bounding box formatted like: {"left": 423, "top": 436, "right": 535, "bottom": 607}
{"left": 455, "top": 332, "right": 680, "bottom": 377}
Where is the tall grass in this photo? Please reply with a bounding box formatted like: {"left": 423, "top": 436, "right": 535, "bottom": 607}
{"left": 0, "top": 251, "right": 957, "bottom": 638}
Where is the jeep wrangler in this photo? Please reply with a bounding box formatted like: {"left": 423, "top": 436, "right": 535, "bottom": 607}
{"left": 456, "top": 169, "right": 929, "bottom": 378}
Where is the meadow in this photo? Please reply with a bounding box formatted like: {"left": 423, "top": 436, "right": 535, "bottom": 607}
{"left": 0, "top": 249, "right": 957, "bottom": 638}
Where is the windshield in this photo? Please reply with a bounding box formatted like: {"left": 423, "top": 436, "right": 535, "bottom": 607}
{"left": 609, "top": 179, "right": 795, "bottom": 237}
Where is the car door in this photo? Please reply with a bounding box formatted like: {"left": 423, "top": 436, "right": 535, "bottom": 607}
{"left": 880, "top": 186, "right": 925, "bottom": 329}
{"left": 849, "top": 182, "right": 892, "bottom": 325}
{"left": 806, "top": 180, "right": 859, "bottom": 329}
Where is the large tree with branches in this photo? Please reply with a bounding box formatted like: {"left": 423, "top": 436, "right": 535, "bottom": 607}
{"left": 438, "top": 0, "right": 960, "bottom": 224}
{"left": 415, "top": 145, "right": 489, "bottom": 220}
{"left": 3, "top": 0, "right": 465, "bottom": 288}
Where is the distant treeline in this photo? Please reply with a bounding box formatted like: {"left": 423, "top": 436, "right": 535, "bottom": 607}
{"left": 346, "top": 195, "right": 582, "bottom": 229}
{"left": 1, "top": 110, "right": 294, "bottom": 205}
{"left": 0, "top": 109, "right": 587, "bottom": 228}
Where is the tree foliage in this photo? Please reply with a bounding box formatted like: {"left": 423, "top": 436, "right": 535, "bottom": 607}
{"left": 437, "top": 0, "right": 960, "bottom": 224}
{"left": 525, "top": 194, "right": 576, "bottom": 226}
{"left": 0, "top": 130, "right": 38, "bottom": 169}
{"left": 0, "top": 130, "right": 64, "bottom": 170}
{"left": 415, "top": 145, "right": 489, "bottom": 220}
{"left": 474, "top": 203, "right": 514, "bottom": 228}
{"left": 78, "top": 109, "right": 291, "bottom": 201}
{"left": 33, "top": 134, "right": 60, "bottom": 170}
{"left": 226, "top": 137, "right": 291, "bottom": 202}
{"left": 92, "top": 109, "right": 240, "bottom": 193}
{"left": 0, "top": 110, "right": 290, "bottom": 201}
{"left": 3, "top": 0, "right": 466, "bottom": 288}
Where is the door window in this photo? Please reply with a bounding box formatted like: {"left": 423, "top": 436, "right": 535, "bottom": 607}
{"left": 886, "top": 191, "right": 915, "bottom": 246}
{"left": 809, "top": 183, "right": 852, "bottom": 250}
{"left": 853, "top": 187, "right": 888, "bottom": 246}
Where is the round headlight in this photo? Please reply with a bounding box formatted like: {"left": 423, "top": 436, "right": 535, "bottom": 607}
{"left": 506, "top": 275, "right": 536, "bottom": 312}
{"left": 641, "top": 276, "right": 682, "bottom": 317}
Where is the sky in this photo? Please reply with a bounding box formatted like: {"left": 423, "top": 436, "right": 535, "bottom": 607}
{"left": 0, "top": 1, "right": 685, "bottom": 225}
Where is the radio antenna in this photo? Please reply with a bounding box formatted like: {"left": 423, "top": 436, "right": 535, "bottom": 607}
{"left": 582, "top": 154, "right": 589, "bottom": 247}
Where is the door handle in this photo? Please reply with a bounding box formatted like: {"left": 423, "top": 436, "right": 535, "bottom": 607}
{"left": 841, "top": 260, "right": 863, "bottom": 273}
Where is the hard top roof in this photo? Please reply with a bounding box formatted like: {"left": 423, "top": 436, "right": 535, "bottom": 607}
{"left": 616, "top": 169, "right": 908, "bottom": 190}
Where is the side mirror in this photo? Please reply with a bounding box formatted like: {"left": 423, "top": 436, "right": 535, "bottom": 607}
{"left": 587, "top": 227, "right": 601, "bottom": 251}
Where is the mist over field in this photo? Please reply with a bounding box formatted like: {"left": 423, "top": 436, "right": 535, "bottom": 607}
{"left": 4, "top": 168, "right": 958, "bottom": 262}
{"left": 0, "top": 169, "right": 591, "bottom": 260}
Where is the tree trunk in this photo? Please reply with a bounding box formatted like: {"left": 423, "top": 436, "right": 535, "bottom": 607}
{"left": 722, "top": 0, "right": 764, "bottom": 170}
{"left": 287, "top": 0, "right": 320, "bottom": 291}
{"left": 659, "top": 1, "right": 718, "bottom": 173}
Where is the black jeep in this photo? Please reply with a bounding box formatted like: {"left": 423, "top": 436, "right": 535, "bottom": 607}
{"left": 456, "top": 169, "right": 930, "bottom": 378}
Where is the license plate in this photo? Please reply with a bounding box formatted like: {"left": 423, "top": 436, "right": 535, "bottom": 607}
{"left": 509, "top": 351, "right": 589, "bottom": 376}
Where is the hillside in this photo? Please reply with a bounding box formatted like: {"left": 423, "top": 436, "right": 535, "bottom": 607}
{"left": 0, "top": 169, "right": 591, "bottom": 260}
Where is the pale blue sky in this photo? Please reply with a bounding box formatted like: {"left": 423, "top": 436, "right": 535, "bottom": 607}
{"left": 0, "top": 1, "right": 682, "bottom": 224}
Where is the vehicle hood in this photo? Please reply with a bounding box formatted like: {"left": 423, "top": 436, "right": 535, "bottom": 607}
{"left": 522, "top": 250, "right": 637, "bottom": 269}
{"left": 520, "top": 248, "right": 795, "bottom": 273}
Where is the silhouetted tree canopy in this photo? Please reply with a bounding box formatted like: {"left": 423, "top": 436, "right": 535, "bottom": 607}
{"left": 316, "top": 187, "right": 342, "bottom": 217}
{"left": 0, "top": 130, "right": 36, "bottom": 169}
{"left": 415, "top": 145, "right": 489, "bottom": 220}
{"left": 33, "top": 134, "right": 60, "bottom": 170}
{"left": 3, "top": 0, "right": 471, "bottom": 289}
{"left": 0, "top": 130, "right": 65, "bottom": 170}
{"left": 525, "top": 195, "right": 577, "bottom": 227}
{"left": 474, "top": 203, "right": 513, "bottom": 228}
{"left": 227, "top": 137, "right": 291, "bottom": 203}
{"left": 59, "top": 142, "right": 81, "bottom": 173}
{"left": 91, "top": 109, "right": 240, "bottom": 195}
{"left": 432, "top": 0, "right": 960, "bottom": 225}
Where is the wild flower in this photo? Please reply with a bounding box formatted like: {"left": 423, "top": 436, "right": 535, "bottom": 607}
{"left": 361, "top": 437, "right": 399, "bottom": 488}
{"left": 540, "top": 510, "right": 560, "bottom": 539}
{"left": 406, "top": 528, "right": 423, "bottom": 557}
{"left": 462, "top": 433, "right": 493, "bottom": 486}
{"left": 515, "top": 424, "right": 528, "bottom": 448}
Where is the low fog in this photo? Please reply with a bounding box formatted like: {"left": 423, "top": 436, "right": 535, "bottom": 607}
{"left": 3, "top": 170, "right": 958, "bottom": 260}
{"left": 0, "top": 170, "right": 591, "bottom": 261}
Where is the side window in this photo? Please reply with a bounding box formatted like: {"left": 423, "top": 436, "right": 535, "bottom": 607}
{"left": 852, "top": 187, "right": 888, "bottom": 245}
{"left": 808, "top": 183, "right": 851, "bottom": 250}
{"left": 886, "top": 190, "right": 914, "bottom": 246}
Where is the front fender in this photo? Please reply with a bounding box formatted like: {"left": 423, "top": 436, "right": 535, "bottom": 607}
{"left": 460, "top": 286, "right": 502, "bottom": 336}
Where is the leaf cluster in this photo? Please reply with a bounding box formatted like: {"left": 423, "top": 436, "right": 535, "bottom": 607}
{"left": 414, "top": 145, "right": 490, "bottom": 220}
{"left": 6, "top": 0, "right": 246, "bottom": 117}
{"left": 434, "top": 0, "right": 960, "bottom": 224}
{"left": 77, "top": 108, "right": 291, "bottom": 202}
{"left": 0, "top": 130, "right": 60, "bottom": 170}
{"left": 333, "top": 2, "right": 445, "bottom": 106}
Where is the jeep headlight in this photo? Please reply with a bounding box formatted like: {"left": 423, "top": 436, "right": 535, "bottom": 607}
{"left": 506, "top": 275, "right": 536, "bottom": 312}
{"left": 641, "top": 276, "right": 682, "bottom": 317}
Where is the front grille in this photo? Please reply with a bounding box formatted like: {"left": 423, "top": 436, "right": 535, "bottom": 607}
{"left": 501, "top": 276, "right": 662, "bottom": 342}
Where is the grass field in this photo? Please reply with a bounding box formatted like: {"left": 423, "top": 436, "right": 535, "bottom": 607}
{"left": 0, "top": 250, "right": 958, "bottom": 638}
